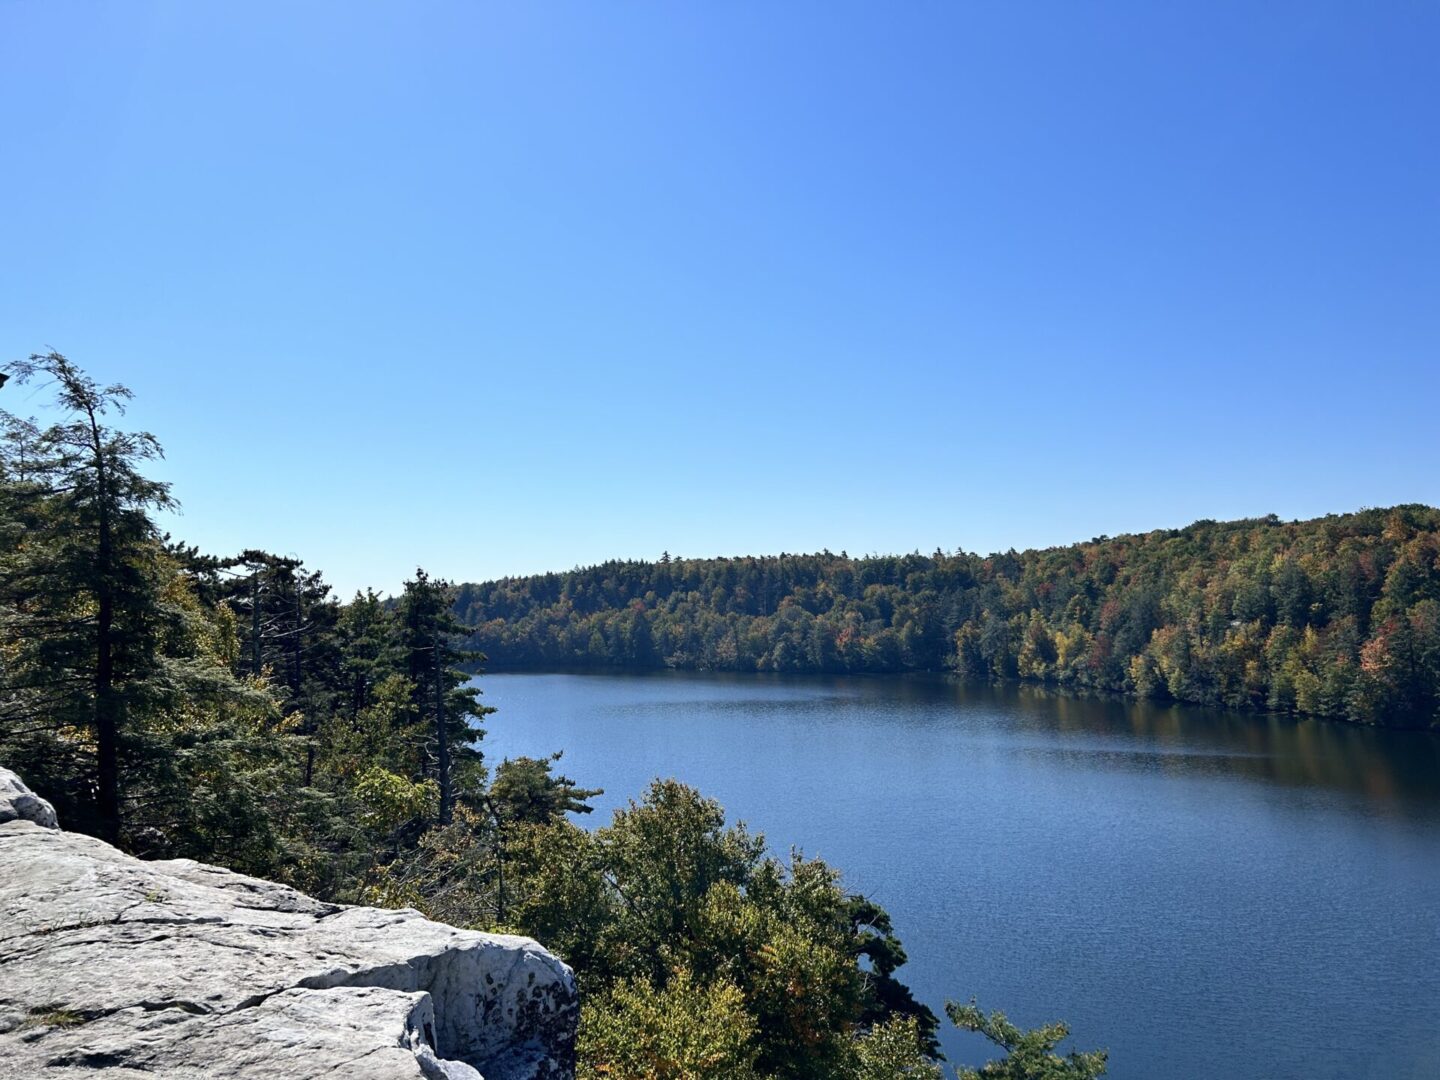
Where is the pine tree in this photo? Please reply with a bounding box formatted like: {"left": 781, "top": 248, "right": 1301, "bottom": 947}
{"left": 398, "top": 568, "right": 493, "bottom": 823}
{"left": 0, "top": 353, "right": 175, "bottom": 841}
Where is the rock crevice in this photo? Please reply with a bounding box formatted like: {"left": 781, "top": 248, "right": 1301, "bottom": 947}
{"left": 0, "top": 768, "right": 577, "bottom": 1079}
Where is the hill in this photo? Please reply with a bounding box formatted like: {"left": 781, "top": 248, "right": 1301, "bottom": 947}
{"left": 454, "top": 506, "right": 1440, "bottom": 728}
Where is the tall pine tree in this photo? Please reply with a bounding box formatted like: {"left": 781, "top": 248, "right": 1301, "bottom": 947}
{"left": 398, "top": 568, "right": 492, "bottom": 823}
{"left": 0, "top": 353, "right": 175, "bottom": 841}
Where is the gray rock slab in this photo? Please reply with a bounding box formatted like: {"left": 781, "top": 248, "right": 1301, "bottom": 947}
{"left": 0, "top": 770, "right": 576, "bottom": 1080}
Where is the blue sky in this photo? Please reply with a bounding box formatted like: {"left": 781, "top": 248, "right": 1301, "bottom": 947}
{"left": 3, "top": 2, "right": 1436, "bottom": 597}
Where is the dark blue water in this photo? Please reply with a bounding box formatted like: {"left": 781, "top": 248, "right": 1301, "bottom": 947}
{"left": 477, "top": 671, "right": 1440, "bottom": 1080}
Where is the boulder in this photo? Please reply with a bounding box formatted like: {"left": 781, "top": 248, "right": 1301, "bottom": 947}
{"left": 0, "top": 768, "right": 577, "bottom": 1079}
{"left": 0, "top": 766, "right": 58, "bottom": 829}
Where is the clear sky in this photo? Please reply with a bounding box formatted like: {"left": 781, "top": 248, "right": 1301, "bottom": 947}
{"left": 3, "top": 2, "right": 1436, "bottom": 597}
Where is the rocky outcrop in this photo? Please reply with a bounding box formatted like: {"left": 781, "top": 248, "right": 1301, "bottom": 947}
{"left": 0, "top": 768, "right": 577, "bottom": 1079}
{"left": 0, "top": 767, "right": 57, "bottom": 829}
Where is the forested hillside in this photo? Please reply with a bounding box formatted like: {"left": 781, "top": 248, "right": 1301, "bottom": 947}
{"left": 456, "top": 509, "right": 1440, "bottom": 728}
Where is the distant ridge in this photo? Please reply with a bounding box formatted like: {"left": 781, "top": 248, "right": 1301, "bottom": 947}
{"left": 453, "top": 506, "right": 1440, "bottom": 729}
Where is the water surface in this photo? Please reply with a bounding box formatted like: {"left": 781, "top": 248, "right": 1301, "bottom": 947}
{"left": 478, "top": 671, "right": 1440, "bottom": 1080}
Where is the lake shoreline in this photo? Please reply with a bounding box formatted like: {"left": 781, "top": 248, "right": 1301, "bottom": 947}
{"left": 469, "top": 664, "right": 1440, "bottom": 734}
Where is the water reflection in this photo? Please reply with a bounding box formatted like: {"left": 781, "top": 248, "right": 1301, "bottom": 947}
{"left": 1000, "top": 681, "right": 1439, "bottom": 806}
{"left": 544, "top": 670, "right": 1440, "bottom": 807}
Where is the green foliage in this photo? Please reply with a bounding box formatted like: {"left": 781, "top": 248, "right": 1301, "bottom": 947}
{"left": 353, "top": 767, "right": 439, "bottom": 832}
{"left": 384, "top": 775, "right": 939, "bottom": 1079}
{"left": 500, "top": 818, "right": 610, "bottom": 970}
{"left": 533, "top": 780, "right": 936, "bottom": 1079}
{"left": 490, "top": 752, "right": 603, "bottom": 825}
{"left": 946, "top": 1000, "right": 1107, "bottom": 1080}
{"left": 847, "top": 1017, "right": 945, "bottom": 1080}
{"left": 453, "top": 511, "right": 1440, "bottom": 727}
{"left": 577, "top": 967, "right": 761, "bottom": 1080}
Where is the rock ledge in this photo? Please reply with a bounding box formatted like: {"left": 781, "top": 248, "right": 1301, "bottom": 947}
{"left": 0, "top": 768, "right": 577, "bottom": 1079}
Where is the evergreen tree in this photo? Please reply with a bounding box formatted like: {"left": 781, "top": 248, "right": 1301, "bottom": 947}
{"left": 946, "top": 1000, "right": 1107, "bottom": 1079}
{"left": 490, "top": 752, "right": 603, "bottom": 826}
{"left": 0, "top": 352, "right": 176, "bottom": 841}
{"left": 398, "top": 568, "right": 492, "bottom": 823}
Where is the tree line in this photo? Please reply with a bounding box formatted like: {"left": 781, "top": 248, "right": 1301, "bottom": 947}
{"left": 0, "top": 353, "right": 1105, "bottom": 1079}
{"left": 455, "top": 509, "right": 1440, "bottom": 728}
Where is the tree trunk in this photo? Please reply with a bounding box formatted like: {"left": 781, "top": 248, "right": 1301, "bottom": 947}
{"left": 297, "top": 584, "right": 315, "bottom": 787}
{"left": 89, "top": 407, "right": 120, "bottom": 845}
{"left": 434, "top": 625, "right": 451, "bottom": 825}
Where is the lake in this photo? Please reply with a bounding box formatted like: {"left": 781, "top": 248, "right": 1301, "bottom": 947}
{"left": 476, "top": 670, "right": 1440, "bottom": 1080}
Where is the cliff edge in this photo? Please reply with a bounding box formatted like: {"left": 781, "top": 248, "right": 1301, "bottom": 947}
{"left": 0, "top": 768, "right": 577, "bottom": 1080}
